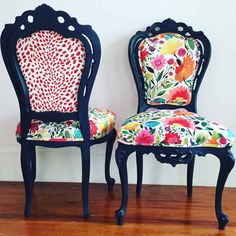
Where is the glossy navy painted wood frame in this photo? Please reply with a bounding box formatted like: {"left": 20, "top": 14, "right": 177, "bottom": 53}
{"left": 115, "top": 18, "right": 234, "bottom": 230}
{"left": 1, "top": 4, "right": 116, "bottom": 218}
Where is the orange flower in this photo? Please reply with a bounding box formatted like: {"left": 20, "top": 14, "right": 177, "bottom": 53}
{"left": 206, "top": 136, "right": 218, "bottom": 146}
{"left": 175, "top": 55, "right": 195, "bottom": 82}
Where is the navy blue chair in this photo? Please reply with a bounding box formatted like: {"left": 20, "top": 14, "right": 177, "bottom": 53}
{"left": 115, "top": 19, "right": 234, "bottom": 229}
{"left": 1, "top": 4, "right": 116, "bottom": 218}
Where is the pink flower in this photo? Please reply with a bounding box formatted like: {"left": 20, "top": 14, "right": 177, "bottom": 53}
{"left": 219, "top": 137, "right": 227, "bottom": 145}
{"left": 163, "top": 132, "right": 182, "bottom": 144}
{"left": 135, "top": 129, "right": 154, "bottom": 146}
{"left": 89, "top": 120, "right": 98, "bottom": 138}
{"left": 177, "top": 48, "right": 186, "bottom": 57}
{"left": 167, "top": 58, "right": 175, "bottom": 65}
{"left": 151, "top": 55, "right": 166, "bottom": 70}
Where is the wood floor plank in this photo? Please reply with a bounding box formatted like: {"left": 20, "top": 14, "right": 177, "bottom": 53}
{"left": 0, "top": 182, "right": 235, "bottom": 236}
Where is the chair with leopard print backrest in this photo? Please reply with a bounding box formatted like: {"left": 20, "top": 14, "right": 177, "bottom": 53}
{"left": 1, "top": 4, "right": 116, "bottom": 218}
{"left": 115, "top": 19, "right": 234, "bottom": 229}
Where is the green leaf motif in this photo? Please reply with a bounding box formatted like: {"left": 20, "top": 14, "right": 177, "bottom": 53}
{"left": 195, "top": 132, "right": 208, "bottom": 144}
{"left": 163, "top": 83, "right": 173, "bottom": 89}
{"left": 65, "top": 130, "right": 72, "bottom": 139}
{"left": 212, "top": 131, "right": 223, "bottom": 140}
{"left": 146, "top": 66, "right": 155, "bottom": 73}
{"left": 188, "top": 39, "right": 195, "bottom": 50}
{"left": 157, "top": 90, "right": 166, "bottom": 96}
{"left": 201, "top": 122, "right": 208, "bottom": 127}
{"left": 157, "top": 70, "right": 164, "bottom": 81}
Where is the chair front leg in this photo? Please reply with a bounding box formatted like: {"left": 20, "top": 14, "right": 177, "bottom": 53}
{"left": 21, "top": 144, "right": 33, "bottom": 217}
{"left": 115, "top": 144, "right": 131, "bottom": 225}
{"left": 215, "top": 148, "right": 235, "bottom": 230}
{"left": 81, "top": 145, "right": 90, "bottom": 219}
{"left": 105, "top": 129, "right": 116, "bottom": 191}
{"left": 187, "top": 158, "right": 195, "bottom": 197}
{"left": 136, "top": 151, "right": 143, "bottom": 197}
{"left": 30, "top": 146, "right": 36, "bottom": 184}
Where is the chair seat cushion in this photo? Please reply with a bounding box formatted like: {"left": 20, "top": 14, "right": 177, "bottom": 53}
{"left": 16, "top": 108, "right": 115, "bottom": 142}
{"left": 117, "top": 109, "right": 234, "bottom": 148}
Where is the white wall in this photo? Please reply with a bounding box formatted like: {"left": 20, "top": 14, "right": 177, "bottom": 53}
{"left": 0, "top": 0, "right": 236, "bottom": 187}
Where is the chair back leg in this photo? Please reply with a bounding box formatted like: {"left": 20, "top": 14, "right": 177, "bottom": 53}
{"left": 81, "top": 145, "right": 90, "bottom": 219}
{"left": 187, "top": 158, "right": 195, "bottom": 197}
{"left": 21, "top": 144, "right": 33, "bottom": 217}
{"left": 105, "top": 129, "right": 116, "bottom": 191}
{"left": 30, "top": 146, "right": 36, "bottom": 184}
{"left": 136, "top": 151, "right": 143, "bottom": 197}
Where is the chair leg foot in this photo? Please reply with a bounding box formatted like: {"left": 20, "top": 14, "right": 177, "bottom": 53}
{"left": 105, "top": 129, "right": 116, "bottom": 192}
{"left": 215, "top": 149, "right": 235, "bottom": 230}
{"left": 24, "top": 208, "right": 32, "bottom": 217}
{"left": 83, "top": 212, "right": 90, "bottom": 219}
{"left": 115, "top": 209, "right": 125, "bottom": 225}
{"left": 218, "top": 214, "right": 229, "bottom": 230}
{"left": 115, "top": 144, "right": 130, "bottom": 225}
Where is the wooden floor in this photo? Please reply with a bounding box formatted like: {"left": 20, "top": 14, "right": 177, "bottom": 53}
{"left": 0, "top": 182, "right": 236, "bottom": 236}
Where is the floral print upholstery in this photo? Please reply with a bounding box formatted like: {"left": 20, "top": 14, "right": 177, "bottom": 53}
{"left": 16, "top": 30, "right": 86, "bottom": 113}
{"left": 16, "top": 108, "right": 115, "bottom": 142}
{"left": 117, "top": 109, "right": 234, "bottom": 148}
{"left": 138, "top": 33, "right": 200, "bottom": 106}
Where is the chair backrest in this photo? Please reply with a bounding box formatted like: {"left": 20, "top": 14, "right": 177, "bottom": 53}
{"left": 129, "top": 19, "right": 211, "bottom": 113}
{"left": 1, "top": 4, "right": 101, "bottom": 126}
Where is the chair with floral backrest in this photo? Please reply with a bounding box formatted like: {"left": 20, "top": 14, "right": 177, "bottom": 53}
{"left": 115, "top": 18, "right": 234, "bottom": 229}
{"left": 1, "top": 4, "right": 116, "bottom": 218}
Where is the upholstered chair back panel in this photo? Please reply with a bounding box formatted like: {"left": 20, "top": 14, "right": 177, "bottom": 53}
{"left": 16, "top": 30, "right": 86, "bottom": 112}
{"left": 138, "top": 33, "right": 200, "bottom": 106}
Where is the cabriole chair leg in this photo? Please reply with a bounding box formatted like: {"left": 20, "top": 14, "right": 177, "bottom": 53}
{"left": 105, "top": 129, "right": 116, "bottom": 191}
{"left": 115, "top": 146, "right": 130, "bottom": 225}
{"left": 215, "top": 149, "right": 235, "bottom": 230}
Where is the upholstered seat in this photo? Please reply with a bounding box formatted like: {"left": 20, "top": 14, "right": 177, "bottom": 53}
{"left": 16, "top": 108, "right": 115, "bottom": 141}
{"left": 117, "top": 109, "right": 234, "bottom": 147}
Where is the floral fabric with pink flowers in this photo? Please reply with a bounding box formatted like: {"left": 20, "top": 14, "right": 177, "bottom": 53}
{"left": 138, "top": 33, "right": 200, "bottom": 106}
{"left": 117, "top": 109, "right": 234, "bottom": 148}
{"left": 16, "top": 108, "right": 115, "bottom": 142}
